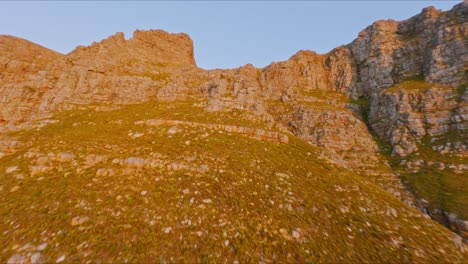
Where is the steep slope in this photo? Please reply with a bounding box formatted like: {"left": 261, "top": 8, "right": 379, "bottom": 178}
{"left": 1, "top": 101, "right": 466, "bottom": 263}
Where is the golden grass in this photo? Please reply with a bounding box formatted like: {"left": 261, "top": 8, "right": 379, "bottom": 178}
{"left": 0, "top": 99, "right": 466, "bottom": 262}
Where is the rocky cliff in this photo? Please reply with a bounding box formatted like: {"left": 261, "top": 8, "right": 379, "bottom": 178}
{"left": 0, "top": 30, "right": 196, "bottom": 129}
{"left": 0, "top": 1, "right": 467, "bottom": 260}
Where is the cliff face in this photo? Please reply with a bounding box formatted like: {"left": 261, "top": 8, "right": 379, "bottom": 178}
{"left": 351, "top": 4, "right": 466, "bottom": 94}
{"left": 0, "top": 1, "right": 466, "bottom": 238}
{"left": 0, "top": 36, "right": 63, "bottom": 124}
{"left": 0, "top": 30, "right": 196, "bottom": 128}
{"left": 352, "top": 3, "right": 467, "bottom": 158}
{"left": 68, "top": 30, "right": 196, "bottom": 68}
{"left": 51, "top": 30, "right": 196, "bottom": 109}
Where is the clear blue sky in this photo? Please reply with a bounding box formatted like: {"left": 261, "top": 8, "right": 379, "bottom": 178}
{"left": 0, "top": 1, "right": 459, "bottom": 69}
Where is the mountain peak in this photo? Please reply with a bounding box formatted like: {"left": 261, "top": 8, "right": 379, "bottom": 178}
{"left": 130, "top": 29, "right": 196, "bottom": 66}
{"left": 68, "top": 29, "right": 196, "bottom": 68}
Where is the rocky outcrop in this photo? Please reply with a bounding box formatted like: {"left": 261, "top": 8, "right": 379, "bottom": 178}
{"left": 346, "top": 1, "right": 467, "bottom": 153}
{"left": 342, "top": 2, "right": 467, "bottom": 237}
{"left": 371, "top": 83, "right": 464, "bottom": 156}
{"left": 140, "top": 119, "right": 290, "bottom": 144}
{"left": 350, "top": 2, "right": 466, "bottom": 96}
{"left": 68, "top": 30, "right": 196, "bottom": 69}
{"left": 288, "top": 106, "right": 379, "bottom": 166}
{"left": 53, "top": 30, "right": 196, "bottom": 109}
{"left": 260, "top": 48, "right": 356, "bottom": 97}
{"left": 0, "top": 36, "right": 63, "bottom": 125}
{"left": 0, "top": 35, "right": 63, "bottom": 78}
{"left": 356, "top": 1, "right": 468, "bottom": 157}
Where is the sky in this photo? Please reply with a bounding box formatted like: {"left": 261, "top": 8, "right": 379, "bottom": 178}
{"left": 0, "top": 1, "right": 460, "bottom": 69}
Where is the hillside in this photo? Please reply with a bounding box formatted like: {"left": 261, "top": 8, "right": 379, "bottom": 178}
{"left": 1, "top": 100, "right": 466, "bottom": 263}
{"left": 0, "top": 1, "right": 467, "bottom": 263}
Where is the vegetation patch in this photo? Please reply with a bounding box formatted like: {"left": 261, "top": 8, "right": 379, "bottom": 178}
{"left": 454, "top": 83, "right": 466, "bottom": 102}
{"left": 376, "top": 132, "right": 468, "bottom": 220}
{"left": 349, "top": 96, "right": 370, "bottom": 107}
{"left": 385, "top": 77, "right": 449, "bottom": 93}
{"left": 126, "top": 71, "right": 171, "bottom": 82}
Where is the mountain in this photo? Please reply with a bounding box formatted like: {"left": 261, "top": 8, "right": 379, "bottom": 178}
{"left": 0, "top": 1, "right": 466, "bottom": 263}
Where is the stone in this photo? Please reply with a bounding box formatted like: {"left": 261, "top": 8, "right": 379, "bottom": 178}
{"left": 279, "top": 228, "right": 291, "bottom": 240}
{"left": 199, "top": 164, "right": 209, "bottom": 172}
{"left": 7, "top": 254, "right": 27, "bottom": 264}
{"left": 17, "top": 243, "right": 33, "bottom": 252}
{"left": 5, "top": 166, "right": 18, "bottom": 174}
{"left": 453, "top": 235, "right": 464, "bottom": 252}
{"left": 85, "top": 154, "right": 107, "bottom": 166}
{"left": 30, "top": 165, "right": 52, "bottom": 176}
{"left": 124, "top": 157, "right": 145, "bottom": 168}
{"left": 56, "top": 152, "right": 74, "bottom": 162}
{"left": 167, "top": 126, "right": 178, "bottom": 135}
{"left": 56, "top": 255, "right": 66, "bottom": 263}
{"left": 129, "top": 132, "right": 144, "bottom": 139}
{"left": 36, "top": 243, "right": 48, "bottom": 251}
{"left": 387, "top": 207, "right": 398, "bottom": 217}
{"left": 292, "top": 230, "right": 300, "bottom": 239}
{"left": 275, "top": 173, "right": 290, "bottom": 179}
{"left": 96, "top": 168, "right": 115, "bottom": 177}
{"left": 71, "top": 216, "right": 90, "bottom": 226}
{"left": 30, "top": 252, "right": 46, "bottom": 264}
{"left": 36, "top": 157, "right": 49, "bottom": 165}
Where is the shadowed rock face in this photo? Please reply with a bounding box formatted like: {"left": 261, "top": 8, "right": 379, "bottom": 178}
{"left": 0, "top": 1, "right": 467, "bottom": 240}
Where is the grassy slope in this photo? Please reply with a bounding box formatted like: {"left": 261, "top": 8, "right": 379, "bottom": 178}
{"left": 399, "top": 133, "right": 467, "bottom": 220}
{"left": 0, "top": 100, "right": 466, "bottom": 263}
